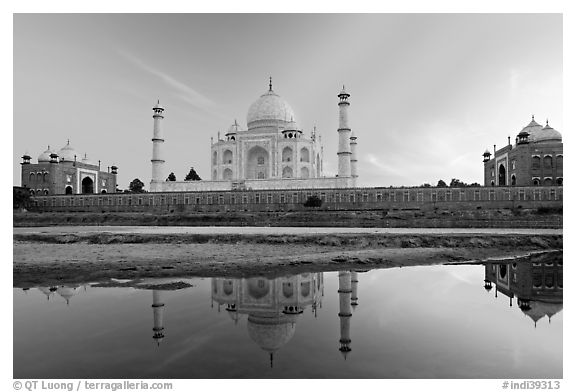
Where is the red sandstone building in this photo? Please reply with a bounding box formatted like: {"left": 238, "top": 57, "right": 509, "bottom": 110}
{"left": 20, "top": 141, "right": 117, "bottom": 195}
{"left": 483, "top": 116, "right": 563, "bottom": 187}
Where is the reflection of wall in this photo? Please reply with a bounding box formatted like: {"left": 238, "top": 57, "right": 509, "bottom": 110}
{"left": 211, "top": 273, "right": 324, "bottom": 366}
{"left": 484, "top": 256, "right": 563, "bottom": 326}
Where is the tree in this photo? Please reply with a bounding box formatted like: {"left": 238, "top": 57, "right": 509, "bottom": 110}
{"left": 421, "top": 183, "right": 431, "bottom": 188}
{"left": 437, "top": 180, "right": 447, "bottom": 188}
{"left": 304, "top": 195, "right": 323, "bottom": 207}
{"left": 129, "top": 178, "right": 145, "bottom": 193}
{"left": 166, "top": 172, "right": 176, "bottom": 181}
{"left": 449, "top": 178, "right": 465, "bottom": 188}
{"left": 184, "top": 167, "right": 202, "bottom": 181}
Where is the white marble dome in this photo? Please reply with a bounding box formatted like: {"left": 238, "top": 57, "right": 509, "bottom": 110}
{"left": 247, "top": 90, "right": 295, "bottom": 130}
{"left": 58, "top": 141, "right": 79, "bottom": 162}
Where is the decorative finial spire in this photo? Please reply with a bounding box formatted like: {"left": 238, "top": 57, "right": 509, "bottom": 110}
{"left": 532, "top": 114, "right": 535, "bottom": 121}
{"left": 546, "top": 119, "right": 549, "bottom": 126}
{"left": 269, "top": 76, "right": 273, "bottom": 91}
{"left": 67, "top": 139, "right": 70, "bottom": 145}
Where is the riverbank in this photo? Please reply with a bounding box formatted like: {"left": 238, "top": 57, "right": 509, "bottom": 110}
{"left": 13, "top": 227, "right": 562, "bottom": 287}
{"left": 13, "top": 208, "right": 563, "bottom": 228}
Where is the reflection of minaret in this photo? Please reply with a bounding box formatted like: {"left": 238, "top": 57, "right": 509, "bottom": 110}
{"left": 351, "top": 271, "right": 359, "bottom": 309}
{"left": 338, "top": 271, "right": 352, "bottom": 359}
{"left": 151, "top": 290, "right": 165, "bottom": 346}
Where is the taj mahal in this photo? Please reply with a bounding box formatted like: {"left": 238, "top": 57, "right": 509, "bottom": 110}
{"left": 150, "top": 78, "right": 358, "bottom": 192}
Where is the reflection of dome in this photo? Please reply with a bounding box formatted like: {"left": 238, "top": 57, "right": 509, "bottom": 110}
{"left": 58, "top": 141, "right": 78, "bottom": 162}
{"left": 38, "top": 147, "right": 53, "bottom": 163}
{"left": 522, "top": 300, "right": 563, "bottom": 325}
{"left": 247, "top": 88, "right": 295, "bottom": 130}
{"left": 56, "top": 286, "right": 78, "bottom": 304}
{"left": 247, "top": 313, "right": 296, "bottom": 353}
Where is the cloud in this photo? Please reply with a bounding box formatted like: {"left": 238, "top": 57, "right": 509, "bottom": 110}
{"left": 117, "top": 50, "right": 216, "bottom": 112}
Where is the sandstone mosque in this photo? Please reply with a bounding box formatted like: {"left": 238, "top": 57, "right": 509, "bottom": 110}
{"left": 150, "top": 78, "right": 359, "bottom": 192}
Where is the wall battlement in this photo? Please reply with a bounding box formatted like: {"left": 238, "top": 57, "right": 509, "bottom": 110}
{"left": 28, "top": 185, "right": 563, "bottom": 214}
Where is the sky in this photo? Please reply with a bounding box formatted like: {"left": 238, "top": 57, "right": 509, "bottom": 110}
{"left": 13, "top": 13, "right": 563, "bottom": 189}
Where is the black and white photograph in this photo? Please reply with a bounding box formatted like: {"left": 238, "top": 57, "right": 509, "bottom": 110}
{"left": 8, "top": 4, "right": 572, "bottom": 389}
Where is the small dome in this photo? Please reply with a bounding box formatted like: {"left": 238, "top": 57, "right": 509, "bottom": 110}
{"left": 37, "top": 146, "right": 53, "bottom": 163}
{"left": 81, "top": 153, "right": 96, "bottom": 166}
{"left": 533, "top": 122, "right": 562, "bottom": 143}
{"left": 483, "top": 149, "right": 491, "bottom": 155}
{"left": 225, "top": 119, "right": 243, "bottom": 135}
{"left": 283, "top": 118, "right": 300, "bottom": 132}
{"left": 58, "top": 141, "right": 78, "bottom": 162}
{"left": 247, "top": 88, "right": 295, "bottom": 130}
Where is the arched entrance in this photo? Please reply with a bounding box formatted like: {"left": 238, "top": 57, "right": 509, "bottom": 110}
{"left": 246, "top": 146, "right": 269, "bottom": 179}
{"left": 81, "top": 176, "right": 94, "bottom": 194}
{"left": 498, "top": 164, "right": 506, "bottom": 186}
{"left": 65, "top": 186, "right": 73, "bottom": 195}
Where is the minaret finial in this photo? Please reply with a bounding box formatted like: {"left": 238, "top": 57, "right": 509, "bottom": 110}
{"left": 269, "top": 76, "right": 272, "bottom": 91}
{"left": 546, "top": 118, "right": 549, "bottom": 126}
{"left": 532, "top": 114, "right": 535, "bottom": 121}
{"left": 67, "top": 139, "right": 70, "bottom": 145}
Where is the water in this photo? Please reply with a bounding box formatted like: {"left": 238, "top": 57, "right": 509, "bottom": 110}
{"left": 13, "top": 260, "right": 562, "bottom": 379}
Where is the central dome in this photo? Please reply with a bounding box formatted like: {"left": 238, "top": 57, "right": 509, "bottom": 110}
{"left": 246, "top": 89, "right": 295, "bottom": 130}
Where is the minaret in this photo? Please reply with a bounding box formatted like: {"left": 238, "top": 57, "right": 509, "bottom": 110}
{"left": 350, "top": 131, "right": 358, "bottom": 186}
{"left": 337, "top": 271, "right": 353, "bottom": 359}
{"left": 350, "top": 271, "right": 359, "bottom": 309}
{"left": 151, "top": 100, "right": 165, "bottom": 189}
{"left": 152, "top": 290, "right": 165, "bottom": 346}
{"left": 337, "top": 86, "right": 352, "bottom": 180}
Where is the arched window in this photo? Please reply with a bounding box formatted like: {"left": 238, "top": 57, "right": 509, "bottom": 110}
{"left": 212, "top": 170, "right": 217, "bottom": 180}
{"left": 282, "top": 147, "right": 293, "bottom": 162}
{"left": 30, "top": 189, "right": 35, "bottom": 195}
{"left": 282, "top": 282, "right": 294, "bottom": 298}
{"left": 257, "top": 171, "right": 265, "bottom": 179}
{"left": 282, "top": 166, "right": 293, "bottom": 178}
{"left": 300, "top": 147, "right": 310, "bottom": 162}
{"left": 556, "top": 178, "right": 563, "bottom": 186}
{"left": 223, "top": 168, "right": 233, "bottom": 180}
{"left": 533, "top": 178, "right": 540, "bottom": 186}
{"left": 43, "top": 172, "right": 48, "bottom": 182}
{"left": 257, "top": 156, "right": 265, "bottom": 165}
{"left": 222, "top": 150, "right": 233, "bottom": 165}
{"left": 532, "top": 156, "right": 541, "bottom": 169}
{"left": 43, "top": 189, "right": 49, "bottom": 195}
{"left": 543, "top": 155, "right": 553, "bottom": 169}
{"left": 556, "top": 155, "right": 563, "bottom": 169}
{"left": 543, "top": 178, "right": 553, "bottom": 186}
{"left": 511, "top": 175, "right": 516, "bottom": 186}
{"left": 301, "top": 167, "right": 309, "bottom": 179}
{"left": 29, "top": 173, "right": 35, "bottom": 182}
{"left": 212, "top": 151, "right": 218, "bottom": 165}
{"left": 65, "top": 186, "right": 73, "bottom": 195}
{"left": 101, "top": 189, "right": 107, "bottom": 194}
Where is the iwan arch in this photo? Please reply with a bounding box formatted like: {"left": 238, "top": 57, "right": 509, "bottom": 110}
{"left": 150, "top": 78, "right": 358, "bottom": 192}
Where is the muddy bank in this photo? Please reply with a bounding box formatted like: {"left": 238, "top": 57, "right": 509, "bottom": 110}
{"left": 13, "top": 232, "right": 563, "bottom": 248}
{"left": 13, "top": 231, "right": 562, "bottom": 287}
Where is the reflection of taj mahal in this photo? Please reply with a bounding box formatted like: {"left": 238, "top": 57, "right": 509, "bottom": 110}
{"left": 150, "top": 79, "right": 358, "bottom": 192}
{"left": 209, "top": 271, "right": 361, "bottom": 365}
{"left": 483, "top": 256, "right": 562, "bottom": 327}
